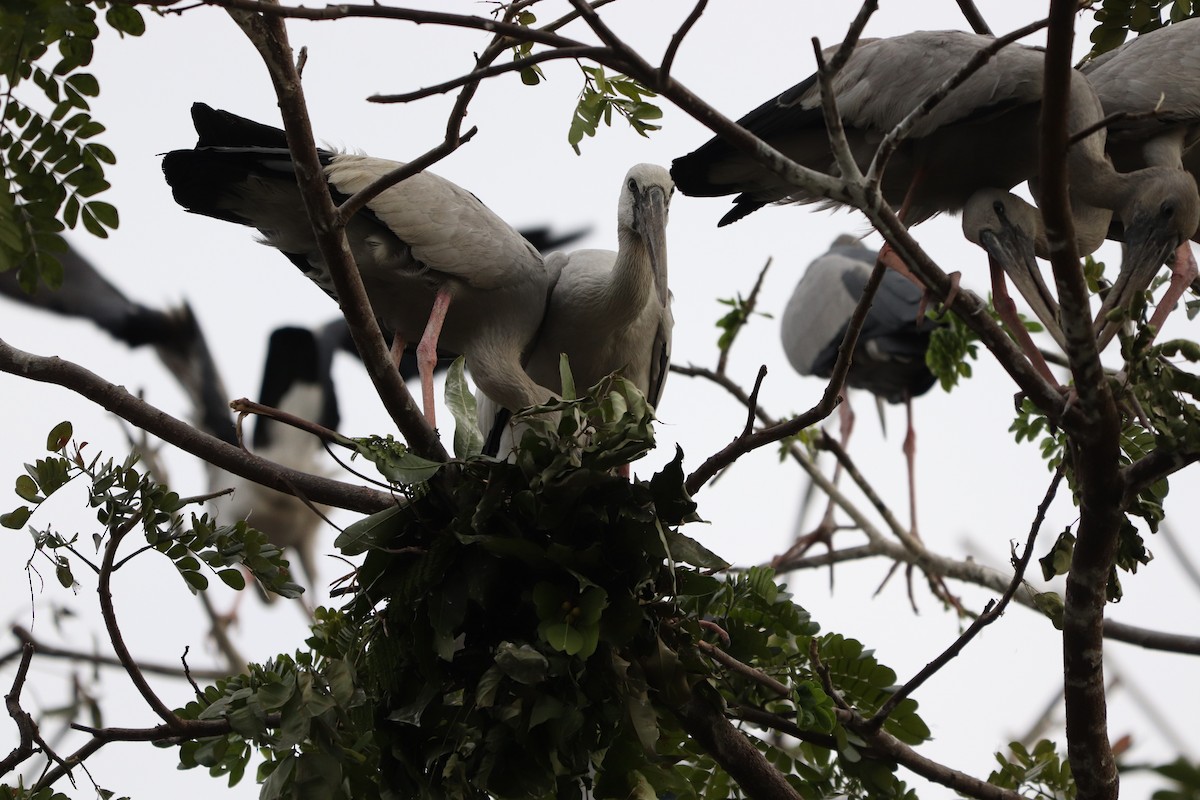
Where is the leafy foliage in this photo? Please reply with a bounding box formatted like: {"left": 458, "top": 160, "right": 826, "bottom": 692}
{"left": 926, "top": 307, "right": 979, "bottom": 391}
{"left": 168, "top": 380, "right": 934, "bottom": 799}
{"left": 988, "top": 740, "right": 1076, "bottom": 799}
{"left": 568, "top": 66, "right": 661, "bottom": 154}
{"left": 1088, "top": 1, "right": 1197, "bottom": 56}
{"left": 172, "top": 608, "right": 376, "bottom": 799}
{"left": 0, "top": 0, "right": 141, "bottom": 292}
{"left": 2, "top": 421, "right": 302, "bottom": 599}
{"left": 715, "top": 291, "right": 773, "bottom": 353}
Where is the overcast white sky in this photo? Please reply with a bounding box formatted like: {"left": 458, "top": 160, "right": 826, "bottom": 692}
{"left": 2, "top": 2, "right": 1198, "bottom": 797}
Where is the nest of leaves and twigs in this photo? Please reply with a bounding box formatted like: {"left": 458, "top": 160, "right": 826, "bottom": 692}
{"left": 155, "top": 372, "right": 933, "bottom": 800}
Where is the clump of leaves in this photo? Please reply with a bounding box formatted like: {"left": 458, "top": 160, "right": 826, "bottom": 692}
{"left": 0, "top": 0, "right": 143, "bottom": 292}
{"left": 568, "top": 65, "right": 661, "bottom": 154}
{"left": 1010, "top": 396, "right": 1067, "bottom": 470}
{"left": 2, "top": 421, "right": 302, "bottom": 600}
{"left": 1086, "top": 0, "right": 1193, "bottom": 59}
{"left": 926, "top": 307, "right": 979, "bottom": 390}
{"left": 176, "top": 379, "right": 931, "bottom": 799}
{"left": 172, "top": 608, "right": 376, "bottom": 799}
{"left": 989, "top": 739, "right": 1075, "bottom": 799}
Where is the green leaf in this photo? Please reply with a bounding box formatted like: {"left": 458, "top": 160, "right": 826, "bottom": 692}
{"left": 218, "top": 568, "right": 247, "bottom": 590}
{"left": 105, "top": 5, "right": 146, "bottom": 36}
{"left": 1, "top": 506, "right": 32, "bottom": 529}
{"left": 46, "top": 420, "right": 72, "bottom": 451}
{"left": 182, "top": 570, "right": 209, "bottom": 592}
{"left": 445, "top": 357, "right": 483, "bottom": 459}
{"left": 352, "top": 435, "right": 443, "bottom": 485}
{"left": 494, "top": 641, "right": 549, "bottom": 684}
{"left": 334, "top": 505, "right": 403, "bottom": 555}
{"left": 15, "top": 474, "right": 43, "bottom": 503}
{"left": 55, "top": 557, "right": 74, "bottom": 588}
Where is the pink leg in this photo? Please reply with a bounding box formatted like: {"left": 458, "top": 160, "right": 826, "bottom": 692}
{"left": 415, "top": 289, "right": 453, "bottom": 427}
{"left": 989, "top": 257, "right": 1059, "bottom": 386}
{"left": 1146, "top": 242, "right": 1199, "bottom": 339}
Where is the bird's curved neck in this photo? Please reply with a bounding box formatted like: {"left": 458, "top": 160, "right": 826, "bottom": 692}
{"left": 605, "top": 227, "right": 658, "bottom": 321}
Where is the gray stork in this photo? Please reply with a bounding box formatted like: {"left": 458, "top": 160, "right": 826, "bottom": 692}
{"left": 781, "top": 234, "right": 943, "bottom": 536}
{"left": 1082, "top": 18, "right": 1200, "bottom": 346}
{"left": 162, "top": 103, "right": 559, "bottom": 429}
{"left": 672, "top": 30, "right": 1199, "bottom": 345}
{"left": 479, "top": 164, "right": 674, "bottom": 463}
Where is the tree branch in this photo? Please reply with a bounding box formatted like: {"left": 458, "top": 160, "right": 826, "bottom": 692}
{"left": 7, "top": 626, "right": 230, "bottom": 682}
{"left": 0, "top": 338, "right": 396, "bottom": 514}
{"left": 1041, "top": 6, "right": 1122, "bottom": 799}
{"left": 225, "top": 5, "right": 449, "bottom": 463}
{"left": 0, "top": 643, "right": 38, "bottom": 776}
{"left": 865, "top": 467, "right": 1062, "bottom": 730}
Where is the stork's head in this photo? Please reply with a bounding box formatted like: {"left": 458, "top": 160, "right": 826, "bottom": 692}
{"left": 619, "top": 164, "right": 674, "bottom": 306}
{"left": 1119, "top": 168, "right": 1200, "bottom": 285}
{"left": 963, "top": 188, "right": 1042, "bottom": 266}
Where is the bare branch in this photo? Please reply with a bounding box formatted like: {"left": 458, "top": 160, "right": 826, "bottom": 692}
{"left": 717, "top": 257, "right": 772, "bottom": 376}
{"left": 825, "top": 0, "right": 877, "bottom": 74}
{"left": 0, "top": 338, "right": 396, "bottom": 515}
{"left": 0, "top": 643, "right": 37, "bottom": 775}
{"left": 370, "top": 46, "right": 604, "bottom": 104}
{"left": 334, "top": 130, "right": 478, "bottom": 224}
{"left": 865, "top": 468, "right": 1063, "bottom": 730}
{"left": 685, "top": 259, "right": 888, "bottom": 494}
{"left": 661, "top": 0, "right": 707, "bottom": 79}
{"left": 956, "top": 0, "right": 993, "bottom": 34}
{"left": 225, "top": 6, "right": 449, "bottom": 463}
{"left": 98, "top": 511, "right": 180, "bottom": 726}
{"left": 9, "top": 626, "right": 230, "bottom": 682}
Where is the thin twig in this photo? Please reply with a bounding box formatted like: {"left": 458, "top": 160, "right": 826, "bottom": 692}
{"left": 0, "top": 338, "right": 395, "bottom": 515}
{"left": 97, "top": 511, "right": 180, "bottom": 727}
{"left": 371, "top": 46, "right": 603, "bottom": 104}
{"left": 716, "top": 257, "right": 772, "bottom": 376}
{"left": 698, "top": 640, "right": 790, "bottom": 697}
{"left": 955, "top": 0, "right": 993, "bottom": 34}
{"left": 661, "top": 0, "right": 707, "bottom": 79}
{"left": 8, "top": 626, "right": 229, "bottom": 682}
{"left": 0, "top": 643, "right": 38, "bottom": 775}
{"left": 826, "top": 0, "right": 877, "bottom": 73}
{"left": 864, "top": 467, "right": 1063, "bottom": 730}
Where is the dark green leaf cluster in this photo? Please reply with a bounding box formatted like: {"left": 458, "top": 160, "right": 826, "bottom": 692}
{"left": 174, "top": 380, "right": 934, "bottom": 798}
{"left": 568, "top": 66, "right": 661, "bottom": 154}
{"left": 925, "top": 308, "right": 978, "bottom": 391}
{"left": 337, "top": 382, "right": 714, "bottom": 798}
{"left": 673, "top": 568, "right": 924, "bottom": 799}
{"left": 1010, "top": 397, "right": 1066, "bottom": 470}
{"left": 173, "top": 608, "right": 378, "bottom": 799}
{"left": 2, "top": 421, "right": 301, "bottom": 599}
{"left": 988, "top": 740, "right": 1075, "bottom": 799}
{"left": 0, "top": 0, "right": 140, "bottom": 291}
{"left": 1087, "top": 1, "right": 1196, "bottom": 57}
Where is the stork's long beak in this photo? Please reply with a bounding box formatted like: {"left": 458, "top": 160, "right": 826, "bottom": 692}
{"left": 639, "top": 186, "right": 670, "bottom": 309}
{"left": 981, "top": 224, "right": 1065, "bottom": 349}
{"left": 1094, "top": 223, "right": 1179, "bottom": 349}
